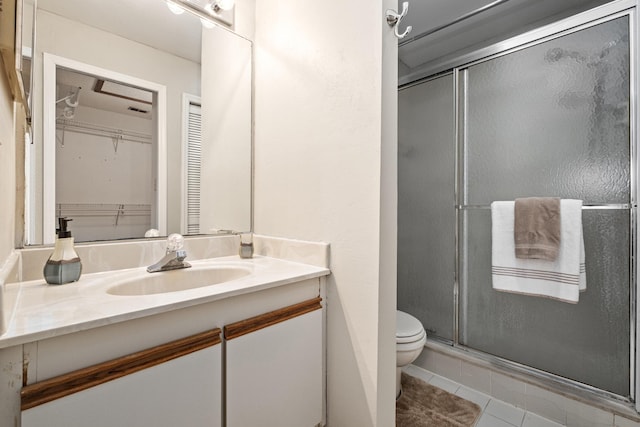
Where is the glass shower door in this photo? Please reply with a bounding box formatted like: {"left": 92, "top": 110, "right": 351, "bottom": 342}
{"left": 398, "top": 74, "right": 456, "bottom": 341}
{"left": 459, "top": 16, "right": 631, "bottom": 397}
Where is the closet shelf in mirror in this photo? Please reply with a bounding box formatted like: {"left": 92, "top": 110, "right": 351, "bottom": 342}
{"left": 56, "top": 204, "right": 151, "bottom": 222}
{"left": 56, "top": 119, "right": 152, "bottom": 150}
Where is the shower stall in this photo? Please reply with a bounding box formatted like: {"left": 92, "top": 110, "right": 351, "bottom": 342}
{"left": 398, "top": 1, "right": 638, "bottom": 410}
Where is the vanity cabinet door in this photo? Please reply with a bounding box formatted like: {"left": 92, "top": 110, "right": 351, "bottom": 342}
{"left": 21, "top": 329, "right": 222, "bottom": 427}
{"left": 225, "top": 297, "right": 323, "bottom": 427}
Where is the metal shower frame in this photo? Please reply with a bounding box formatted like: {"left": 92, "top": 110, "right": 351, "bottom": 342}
{"left": 400, "top": 0, "right": 640, "bottom": 414}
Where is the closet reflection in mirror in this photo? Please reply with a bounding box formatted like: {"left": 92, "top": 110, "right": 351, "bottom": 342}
{"left": 28, "top": 0, "right": 252, "bottom": 245}
{"left": 55, "top": 68, "right": 157, "bottom": 243}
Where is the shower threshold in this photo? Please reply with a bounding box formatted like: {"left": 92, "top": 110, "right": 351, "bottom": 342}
{"left": 420, "top": 338, "right": 638, "bottom": 421}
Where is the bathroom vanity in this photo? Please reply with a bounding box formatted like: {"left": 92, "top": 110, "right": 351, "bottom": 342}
{"left": 0, "top": 236, "right": 329, "bottom": 427}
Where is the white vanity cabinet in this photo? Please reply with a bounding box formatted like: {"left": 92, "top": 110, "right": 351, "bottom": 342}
{"left": 225, "top": 297, "right": 324, "bottom": 427}
{"left": 21, "top": 329, "right": 223, "bottom": 427}
{"left": 5, "top": 270, "right": 327, "bottom": 427}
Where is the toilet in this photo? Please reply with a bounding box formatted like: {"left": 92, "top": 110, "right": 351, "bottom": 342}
{"left": 396, "top": 310, "right": 427, "bottom": 398}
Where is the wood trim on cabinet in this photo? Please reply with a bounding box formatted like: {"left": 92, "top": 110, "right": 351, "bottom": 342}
{"left": 21, "top": 328, "right": 221, "bottom": 411}
{"left": 224, "top": 297, "right": 322, "bottom": 340}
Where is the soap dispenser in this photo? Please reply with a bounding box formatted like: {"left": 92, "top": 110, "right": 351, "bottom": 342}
{"left": 43, "top": 217, "right": 82, "bottom": 285}
{"left": 239, "top": 233, "right": 253, "bottom": 259}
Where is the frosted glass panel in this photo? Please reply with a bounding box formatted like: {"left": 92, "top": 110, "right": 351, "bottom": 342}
{"left": 460, "top": 209, "right": 630, "bottom": 396}
{"left": 398, "top": 75, "right": 455, "bottom": 340}
{"left": 465, "top": 17, "right": 630, "bottom": 205}
{"left": 460, "top": 16, "right": 631, "bottom": 397}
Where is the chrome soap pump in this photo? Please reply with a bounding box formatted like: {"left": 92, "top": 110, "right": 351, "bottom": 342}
{"left": 43, "top": 217, "right": 82, "bottom": 285}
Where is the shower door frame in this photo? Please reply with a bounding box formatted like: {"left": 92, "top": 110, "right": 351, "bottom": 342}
{"left": 407, "top": 0, "right": 639, "bottom": 411}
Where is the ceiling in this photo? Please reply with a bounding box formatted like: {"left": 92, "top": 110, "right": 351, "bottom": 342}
{"left": 35, "top": 0, "right": 208, "bottom": 118}
{"left": 38, "top": 0, "right": 615, "bottom": 77}
{"left": 398, "top": 0, "right": 614, "bottom": 82}
{"left": 37, "top": 0, "right": 205, "bottom": 63}
{"left": 55, "top": 68, "right": 153, "bottom": 120}
{"left": 36, "top": 0, "right": 616, "bottom": 112}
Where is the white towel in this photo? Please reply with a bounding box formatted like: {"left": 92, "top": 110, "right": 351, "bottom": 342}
{"left": 491, "top": 199, "right": 586, "bottom": 304}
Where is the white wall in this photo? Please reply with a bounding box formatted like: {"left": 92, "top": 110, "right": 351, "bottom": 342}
{"left": 56, "top": 106, "right": 152, "bottom": 207}
{"left": 233, "top": 0, "right": 256, "bottom": 40}
{"left": 32, "top": 10, "right": 200, "bottom": 241}
{"left": 379, "top": 0, "right": 399, "bottom": 418}
{"left": 253, "top": 0, "right": 397, "bottom": 425}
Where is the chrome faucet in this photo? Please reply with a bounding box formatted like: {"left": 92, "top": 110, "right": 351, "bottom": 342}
{"left": 147, "top": 233, "right": 192, "bottom": 273}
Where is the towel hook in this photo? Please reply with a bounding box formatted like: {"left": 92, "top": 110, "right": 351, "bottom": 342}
{"left": 386, "top": 2, "right": 412, "bottom": 40}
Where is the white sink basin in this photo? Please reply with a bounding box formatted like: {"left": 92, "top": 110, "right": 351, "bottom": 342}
{"left": 107, "top": 266, "right": 252, "bottom": 296}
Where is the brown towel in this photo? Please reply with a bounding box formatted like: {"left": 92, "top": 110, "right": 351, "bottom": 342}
{"left": 514, "top": 197, "right": 561, "bottom": 261}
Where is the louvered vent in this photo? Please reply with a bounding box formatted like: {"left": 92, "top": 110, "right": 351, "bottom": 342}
{"left": 186, "top": 103, "right": 202, "bottom": 234}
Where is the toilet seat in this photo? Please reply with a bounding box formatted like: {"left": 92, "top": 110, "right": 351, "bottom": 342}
{"left": 397, "top": 334, "right": 426, "bottom": 355}
{"left": 397, "top": 329, "right": 426, "bottom": 345}
{"left": 395, "top": 310, "right": 427, "bottom": 399}
{"left": 396, "top": 310, "right": 426, "bottom": 344}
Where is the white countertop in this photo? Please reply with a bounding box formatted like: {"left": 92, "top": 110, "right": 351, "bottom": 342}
{"left": 0, "top": 255, "right": 329, "bottom": 349}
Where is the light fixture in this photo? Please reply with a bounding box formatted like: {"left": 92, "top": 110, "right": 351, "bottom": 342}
{"left": 166, "top": 0, "right": 185, "bottom": 15}
{"left": 166, "top": 0, "right": 234, "bottom": 28}
{"left": 204, "top": 0, "right": 235, "bottom": 14}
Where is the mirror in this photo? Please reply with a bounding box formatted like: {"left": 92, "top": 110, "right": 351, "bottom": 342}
{"left": 26, "top": 0, "right": 252, "bottom": 244}
{"left": 21, "top": 0, "right": 34, "bottom": 113}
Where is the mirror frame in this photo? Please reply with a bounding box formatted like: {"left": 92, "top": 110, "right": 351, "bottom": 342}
{"left": 41, "top": 53, "right": 168, "bottom": 244}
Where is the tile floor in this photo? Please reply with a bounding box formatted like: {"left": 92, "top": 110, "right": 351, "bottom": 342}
{"left": 403, "top": 365, "right": 564, "bottom": 427}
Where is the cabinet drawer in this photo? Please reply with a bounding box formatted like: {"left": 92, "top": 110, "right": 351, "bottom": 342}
{"left": 226, "top": 298, "right": 323, "bottom": 427}
{"left": 22, "top": 329, "right": 222, "bottom": 427}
